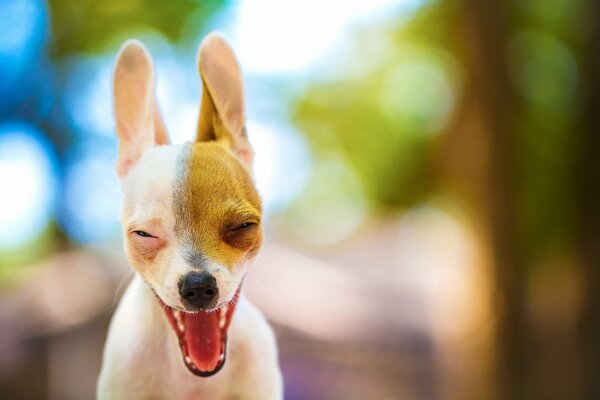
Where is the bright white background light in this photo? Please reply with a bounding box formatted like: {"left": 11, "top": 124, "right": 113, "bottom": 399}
{"left": 0, "top": 123, "right": 57, "bottom": 248}
{"left": 229, "top": 0, "right": 420, "bottom": 75}
{"left": 248, "top": 120, "right": 310, "bottom": 214}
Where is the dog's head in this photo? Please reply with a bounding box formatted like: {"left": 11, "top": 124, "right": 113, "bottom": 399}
{"left": 113, "top": 33, "right": 261, "bottom": 376}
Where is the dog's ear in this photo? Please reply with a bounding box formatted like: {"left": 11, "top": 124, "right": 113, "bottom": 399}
{"left": 196, "top": 33, "right": 252, "bottom": 169}
{"left": 113, "top": 40, "right": 170, "bottom": 177}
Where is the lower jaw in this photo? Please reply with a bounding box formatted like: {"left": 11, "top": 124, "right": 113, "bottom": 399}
{"left": 156, "top": 288, "right": 240, "bottom": 377}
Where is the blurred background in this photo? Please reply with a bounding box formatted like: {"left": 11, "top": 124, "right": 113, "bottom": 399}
{"left": 0, "top": 0, "right": 598, "bottom": 399}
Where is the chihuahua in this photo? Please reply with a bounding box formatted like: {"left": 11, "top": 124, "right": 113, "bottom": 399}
{"left": 97, "top": 33, "right": 283, "bottom": 399}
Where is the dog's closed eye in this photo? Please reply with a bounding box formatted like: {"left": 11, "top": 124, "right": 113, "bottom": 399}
{"left": 222, "top": 221, "right": 260, "bottom": 251}
{"left": 128, "top": 229, "right": 165, "bottom": 261}
{"left": 133, "top": 230, "right": 155, "bottom": 238}
{"left": 231, "top": 222, "right": 256, "bottom": 232}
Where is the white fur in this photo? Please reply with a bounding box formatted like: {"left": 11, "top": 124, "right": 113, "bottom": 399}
{"left": 97, "top": 275, "right": 283, "bottom": 399}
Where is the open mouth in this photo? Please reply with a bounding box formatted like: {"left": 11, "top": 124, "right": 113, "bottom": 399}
{"left": 158, "top": 288, "right": 240, "bottom": 377}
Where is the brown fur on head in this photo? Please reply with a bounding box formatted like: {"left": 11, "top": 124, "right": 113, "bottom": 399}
{"left": 113, "top": 33, "right": 261, "bottom": 310}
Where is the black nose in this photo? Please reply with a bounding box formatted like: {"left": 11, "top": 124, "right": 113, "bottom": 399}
{"left": 178, "top": 272, "right": 219, "bottom": 309}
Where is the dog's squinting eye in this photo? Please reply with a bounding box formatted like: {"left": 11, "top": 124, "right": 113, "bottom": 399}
{"left": 133, "top": 230, "right": 154, "bottom": 238}
{"left": 224, "top": 221, "right": 259, "bottom": 250}
{"left": 232, "top": 222, "right": 256, "bottom": 232}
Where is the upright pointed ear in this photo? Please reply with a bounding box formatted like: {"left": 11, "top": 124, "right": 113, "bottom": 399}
{"left": 113, "top": 40, "right": 170, "bottom": 178}
{"left": 196, "top": 33, "right": 253, "bottom": 168}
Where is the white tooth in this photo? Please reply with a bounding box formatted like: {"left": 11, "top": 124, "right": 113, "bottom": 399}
{"left": 219, "top": 353, "right": 225, "bottom": 361}
{"left": 178, "top": 321, "right": 185, "bottom": 332}
{"left": 221, "top": 305, "right": 228, "bottom": 316}
{"left": 185, "top": 356, "right": 192, "bottom": 364}
{"left": 173, "top": 310, "right": 181, "bottom": 321}
{"left": 219, "top": 316, "right": 226, "bottom": 329}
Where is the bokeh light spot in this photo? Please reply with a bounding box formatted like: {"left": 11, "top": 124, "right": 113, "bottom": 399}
{"left": 510, "top": 30, "right": 579, "bottom": 114}
{"left": 62, "top": 56, "right": 114, "bottom": 137}
{"left": 61, "top": 147, "right": 121, "bottom": 243}
{"left": 0, "top": 122, "right": 57, "bottom": 248}
{"left": 283, "top": 155, "right": 368, "bottom": 246}
{"left": 0, "top": 0, "right": 47, "bottom": 95}
{"left": 249, "top": 121, "right": 311, "bottom": 214}
{"left": 380, "top": 53, "right": 456, "bottom": 134}
{"left": 229, "top": 0, "right": 425, "bottom": 75}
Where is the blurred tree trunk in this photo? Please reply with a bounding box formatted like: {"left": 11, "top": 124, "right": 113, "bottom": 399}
{"left": 576, "top": 1, "right": 600, "bottom": 398}
{"left": 439, "top": 1, "right": 529, "bottom": 398}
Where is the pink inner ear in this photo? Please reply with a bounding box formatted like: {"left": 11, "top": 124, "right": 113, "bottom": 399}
{"left": 236, "top": 147, "right": 253, "bottom": 167}
{"left": 116, "top": 156, "right": 135, "bottom": 178}
{"left": 116, "top": 139, "right": 149, "bottom": 177}
{"left": 153, "top": 101, "right": 170, "bottom": 145}
{"left": 113, "top": 41, "right": 171, "bottom": 179}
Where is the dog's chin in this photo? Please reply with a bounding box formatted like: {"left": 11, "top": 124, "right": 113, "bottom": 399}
{"left": 156, "top": 288, "right": 241, "bottom": 377}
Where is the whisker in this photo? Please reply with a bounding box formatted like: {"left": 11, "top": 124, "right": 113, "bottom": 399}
{"left": 100, "top": 270, "right": 136, "bottom": 313}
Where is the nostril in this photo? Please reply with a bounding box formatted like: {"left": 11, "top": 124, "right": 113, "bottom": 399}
{"left": 179, "top": 272, "right": 218, "bottom": 307}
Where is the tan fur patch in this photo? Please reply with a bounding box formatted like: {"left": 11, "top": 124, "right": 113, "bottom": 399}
{"left": 174, "top": 142, "right": 262, "bottom": 269}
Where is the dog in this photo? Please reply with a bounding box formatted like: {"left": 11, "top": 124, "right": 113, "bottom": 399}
{"left": 97, "top": 32, "right": 283, "bottom": 399}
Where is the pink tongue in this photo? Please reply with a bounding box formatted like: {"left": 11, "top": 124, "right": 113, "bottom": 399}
{"left": 183, "top": 311, "right": 222, "bottom": 371}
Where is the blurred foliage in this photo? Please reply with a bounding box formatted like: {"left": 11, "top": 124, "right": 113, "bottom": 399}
{"left": 510, "top": 0, "right": 586, "bottom": 263}
{"left": 289, "top": 0, "right": 595, "bottom": 396}
{"left": 47, "top": 0, "right": 226, "bottom": 57}
{"left": 291, "top": 0, "right": 588, "bottom": 265}
{"left": 0, "top": 223, "right": 61, "bottom": 284}
{"left": 291, "top": 8, "right": 458, "bottom": 208}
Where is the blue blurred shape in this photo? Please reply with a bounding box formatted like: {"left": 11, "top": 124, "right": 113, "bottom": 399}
{"left": 0, "top": 0, "right": 48, "bottom": 103}
{"left": 60, "top": 144, "right": 121, "bottom": 244}
{"left": 62, "top": 56, "right": 115, "bottom": 137}
{"left": 0, "top": 121, "right": 57, "bottom": 248}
